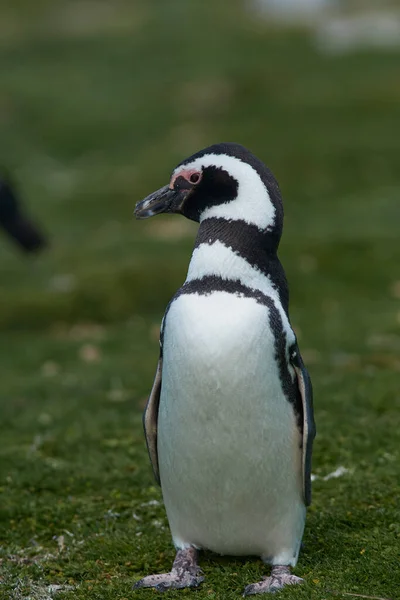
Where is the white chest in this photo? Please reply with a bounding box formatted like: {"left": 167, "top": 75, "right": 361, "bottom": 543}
{"left": 157, "top": 292, "right": 305, "bottom": 563}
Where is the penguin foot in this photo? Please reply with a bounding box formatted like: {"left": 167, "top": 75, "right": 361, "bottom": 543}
{"left": 243, "top": 565, "right": 303, "bottom": 596}
{"left": 133, "top": 547, "right": 204, "bottom": 592}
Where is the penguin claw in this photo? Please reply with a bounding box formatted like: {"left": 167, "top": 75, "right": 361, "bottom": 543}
{"left": 133, "top": 547, "right": 204, "bottom": 591}
{"left": 243, "top": 568, "right": 303, "bottom": 595}
{"left": 133, "top": 572, "right": 204, "bottom": 591}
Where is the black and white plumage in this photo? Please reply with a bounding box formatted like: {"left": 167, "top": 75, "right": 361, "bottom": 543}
{"left": 134, "top": 143, "right": 316, "bottom": 595}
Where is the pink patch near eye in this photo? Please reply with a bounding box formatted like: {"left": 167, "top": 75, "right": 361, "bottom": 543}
{"left": 169, "top": 168, "right": 202, "bottom": 188}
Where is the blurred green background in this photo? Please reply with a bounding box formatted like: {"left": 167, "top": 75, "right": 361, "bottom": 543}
{"left": 0, "top": 1, "right": 399, "bottom": 599}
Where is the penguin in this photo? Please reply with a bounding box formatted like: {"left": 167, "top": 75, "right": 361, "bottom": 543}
{"left": 133, "top": 143, "right": 315, "bottom": 595}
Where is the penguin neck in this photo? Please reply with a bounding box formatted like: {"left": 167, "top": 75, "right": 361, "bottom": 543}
{"left": 185, "top": 217, "right": 289, "bottom": 314}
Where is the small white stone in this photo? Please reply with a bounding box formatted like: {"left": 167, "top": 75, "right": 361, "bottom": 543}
{"left": 49, "top": 273, "right": 76, "bottom": 293}
{"left": 140, "top": 499, "right": 161, "bottom": 507}
{"left": 323, "top": 466, "right": 351, "bottom": 481}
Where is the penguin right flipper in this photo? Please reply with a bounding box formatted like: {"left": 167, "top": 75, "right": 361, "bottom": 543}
{"left": 143, "top": 356, "right": 162, "bottom": 485}
{"left": 291, "top": 346, "right": 316, "bottom": 506}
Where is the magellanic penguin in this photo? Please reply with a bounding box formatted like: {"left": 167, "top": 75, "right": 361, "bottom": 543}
{"left": 133, "top": 143, "right": 316, "bottom": 595}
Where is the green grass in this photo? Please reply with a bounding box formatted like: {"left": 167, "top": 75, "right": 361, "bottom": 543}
{"left": 0, "top": 1, "right": 400, "bottom": 599}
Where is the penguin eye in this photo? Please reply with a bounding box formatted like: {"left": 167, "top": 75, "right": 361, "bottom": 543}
{"left": 189, "top": 172, "right": 201, "bottom": 184}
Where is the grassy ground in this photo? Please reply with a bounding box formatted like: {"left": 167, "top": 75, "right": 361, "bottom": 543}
{"left": 1, "top": 1, "right": 400, "bottom": 599}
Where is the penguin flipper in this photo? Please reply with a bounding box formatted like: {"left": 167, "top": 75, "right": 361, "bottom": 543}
{"left": 291, "top": 347, "right": 316, "bottom": 506}
{"left": 143, "top": 356, "right": 162, "bottom": 485}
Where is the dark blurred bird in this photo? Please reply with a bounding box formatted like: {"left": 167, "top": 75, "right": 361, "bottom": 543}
{"left": 0, "top": 176, "right": 47, "bottom": 253}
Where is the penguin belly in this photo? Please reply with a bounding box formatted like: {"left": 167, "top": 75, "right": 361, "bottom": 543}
{"left": 158, "top": 291, "right": 305, "bottom": 566}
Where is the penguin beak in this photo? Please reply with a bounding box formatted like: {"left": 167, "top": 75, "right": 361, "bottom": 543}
{"left": 134, "top": 185, "right": 190, "bottom": 220}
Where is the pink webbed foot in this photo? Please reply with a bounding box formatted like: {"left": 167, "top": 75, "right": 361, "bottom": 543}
{"left": 243, "top": 565, "right": 304, "bottom": 596}
{"left": 133, "top": 547, "right": 204, "bottom": 591}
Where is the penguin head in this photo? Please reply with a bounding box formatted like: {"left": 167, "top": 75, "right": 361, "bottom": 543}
{"left": 135, "top": 142, "right": 283, "bottom": 234}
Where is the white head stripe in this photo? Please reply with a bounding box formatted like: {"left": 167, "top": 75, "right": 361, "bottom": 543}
{"left": 174, "top": 153, "right": 275, "bottom": 230}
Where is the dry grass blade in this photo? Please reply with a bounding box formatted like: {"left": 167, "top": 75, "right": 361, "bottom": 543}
{"left": 329, "top": 592, "right": 393, "bottom": 600}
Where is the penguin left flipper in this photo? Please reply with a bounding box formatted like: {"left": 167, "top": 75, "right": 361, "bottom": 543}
{"left": 290, "top": 345, "right": 316, "bottom": 507}
{"left": 143, "top": 355, "right": 162, "bottom": 484}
